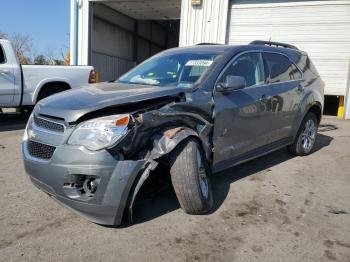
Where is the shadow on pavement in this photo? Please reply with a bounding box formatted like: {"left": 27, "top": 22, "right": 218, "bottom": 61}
{"left": 129, "top": 133, "right": 333, "bottom": 226}
{"left": 318, "top": 123, "right": 338, "bottom": 133}
{"left": 210, "top": 133, "right": 333, "bottom": 213}
{"left": 0, "top": 112, "right": 30, "bottom": 132}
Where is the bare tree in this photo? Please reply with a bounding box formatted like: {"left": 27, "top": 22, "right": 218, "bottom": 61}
{"left": 1, "top": 31, "right": 66, "bottom": 65}
{"left": 45, "top": 47, "right": 65, "bottom": 65}
{"left": 45, "top": 47, "right": 55, "bottom": 65}
{"left": 0, "top": 31, "right": 7, "bottom": 39}
{"left": 60, "top": 48, "right": 70, "bottom": 65}
{"left": 10, "top": 33, "right": 33, "bottom": 64}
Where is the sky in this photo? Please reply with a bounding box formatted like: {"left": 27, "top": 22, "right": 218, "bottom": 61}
{"left": 0, "top": 0, "right": 70, "bottom": 59}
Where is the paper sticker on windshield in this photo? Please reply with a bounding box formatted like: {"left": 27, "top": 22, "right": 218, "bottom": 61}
{"left": 185, "top": 60, "right": 213, "bottom": 67}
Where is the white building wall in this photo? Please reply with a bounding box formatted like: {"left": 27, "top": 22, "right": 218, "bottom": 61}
{"left": 78, "top": 0, "right": 91, "bottom": 65}
{"left": 179, "top": 0, "right": 230, "bottom": 46}
{"left": 70, "top": 0, "right": 91, "bottom": 66}
{"left": 227, "top": 0, "right": 350, "bottom": 119}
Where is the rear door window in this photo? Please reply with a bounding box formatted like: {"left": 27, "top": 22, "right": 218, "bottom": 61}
{"left": 0, "top": 45, "right": 5, "bottom": 64}
{"left": 263, "top": 53, "right": 296, "bottom": 83}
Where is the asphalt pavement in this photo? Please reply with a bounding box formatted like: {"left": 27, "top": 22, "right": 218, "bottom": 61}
{"left": 0, "top": 111, "right": 349, "bottom": 262}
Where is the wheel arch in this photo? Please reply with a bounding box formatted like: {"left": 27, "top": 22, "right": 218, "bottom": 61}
{"left": 292, "top": 87, "right": 323, "bottom": 138}
{"left": 307, "top": 102, "right": 323, "bottom": 124}
{"left": 125, "top": 127, "right": 204, "bottom": 223}
{"left": 155, "top": 127, "right": 204, "bottom": 158}
{"left": 35, "top": 81, "right": 71, "bottom": 103}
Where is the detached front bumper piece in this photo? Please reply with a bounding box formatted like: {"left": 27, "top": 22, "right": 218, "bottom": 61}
{"left": 23, "top": 141, "right": 146, "bottom": 225}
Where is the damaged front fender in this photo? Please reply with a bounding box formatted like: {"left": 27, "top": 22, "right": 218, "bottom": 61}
{"left": 126, "top": 127, "right": 203, "bottom": 223}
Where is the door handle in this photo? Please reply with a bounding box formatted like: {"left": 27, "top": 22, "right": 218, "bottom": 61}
{"left": 0, "top": 69, "right": 10, "bottom": 74}
{"left": 259, "top": 94, "right": 271, "bottom": 102}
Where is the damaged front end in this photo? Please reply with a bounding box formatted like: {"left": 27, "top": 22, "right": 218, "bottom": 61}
{"left": 106, "top": 92, "right": 214, "bottom": 224}
{"left": 22, "top": 88, "right": 214, "bottom": 226}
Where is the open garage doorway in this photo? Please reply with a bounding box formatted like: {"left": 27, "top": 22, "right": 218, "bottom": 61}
{"left": 91, "top": 1, "right": 181, "bottom": 82}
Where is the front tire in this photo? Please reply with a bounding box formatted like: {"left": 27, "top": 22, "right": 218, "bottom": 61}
{"left": 288, "top": 112, "right": 318, "bottom": 156}
{"left": 170, "top": 138, "right": 213, "bottom": 214}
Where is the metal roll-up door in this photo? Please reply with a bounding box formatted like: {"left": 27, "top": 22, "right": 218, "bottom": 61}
{"left": 228, "top": 0, "right": 350, "bottom": 96}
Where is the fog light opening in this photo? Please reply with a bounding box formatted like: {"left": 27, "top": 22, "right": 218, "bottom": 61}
{"left": 83, "top": 178, "right": 98, "bottom": 196}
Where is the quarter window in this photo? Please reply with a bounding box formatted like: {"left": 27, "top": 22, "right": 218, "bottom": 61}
{"left": 219, "top": 52, "right": 264, "bottom": 87}
{"left": 0, "top": 45, "right": 5, "bottom": 64}
{"left": 291, "top": 64, "right": 303, "bottom": 80}
{"left": 263, "top": 53, "right": 297, "bottom": 83}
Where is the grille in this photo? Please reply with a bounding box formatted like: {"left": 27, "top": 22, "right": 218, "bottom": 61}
{"left": 27, "top": 140, "right": 56, "bottom": 160}
{"left": 33, "top": 115, "right": 64, "bottom": 133}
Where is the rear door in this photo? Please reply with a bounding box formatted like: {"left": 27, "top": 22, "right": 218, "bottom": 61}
{"left": 0, "top": 44, "right": 15, "bottom": 106}
{"left": 212, "top": 52, "right": 274, "bottom": 172}
{"left": 262, "top": 52, "right": 304, "bottom": 143}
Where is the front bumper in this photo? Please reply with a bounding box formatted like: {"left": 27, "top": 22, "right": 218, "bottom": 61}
{"left": 23, "top": 142, "right": 146, "bottom": 225}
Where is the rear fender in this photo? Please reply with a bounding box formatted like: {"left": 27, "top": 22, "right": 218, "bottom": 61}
{"left": 292, "top": 89, "right": 323, "bottom": 139}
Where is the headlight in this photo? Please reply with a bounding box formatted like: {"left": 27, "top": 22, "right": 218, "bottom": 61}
{"left": 23, "top": 113, "right": 34, "bottom": 142}
{"left": 68, "top": 114, "right": 130, "bottom": 151}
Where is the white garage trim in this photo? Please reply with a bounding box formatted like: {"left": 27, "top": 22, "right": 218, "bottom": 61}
{"left": 70, "top": 0, "right": 91, "bottom": 66}
{"left": 344, "top": 61, "right": 350, "bottom": 119}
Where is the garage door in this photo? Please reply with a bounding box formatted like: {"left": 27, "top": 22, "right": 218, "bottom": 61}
{"left": 228, "top": 0, "right": 350, "bottom": 96}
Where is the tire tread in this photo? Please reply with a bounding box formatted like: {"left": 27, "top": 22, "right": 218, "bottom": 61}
{"left": 170, "top": 138, "right": 212, "bottom": 214}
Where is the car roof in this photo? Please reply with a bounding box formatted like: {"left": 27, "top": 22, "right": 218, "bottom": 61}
{"left": 166, "top": 43, "right": 304, "bottom": 55}
{"left": 164, "top": 45, "right": 233, "bottom": 54}
{"left": 162, "top": 44, "right": 305, "bottom": 64}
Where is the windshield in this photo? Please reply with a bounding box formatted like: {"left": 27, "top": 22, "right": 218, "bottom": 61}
{"left": 118, "top": 52, "right": 218, "bottom": 88}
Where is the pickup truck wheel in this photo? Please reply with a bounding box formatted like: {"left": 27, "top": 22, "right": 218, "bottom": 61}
{"left": 16, "top": 106, "right": 34, "bottom": 113}
{"left": 37, "top": 86, "right": 67, "bottom": 102}
{"left": 288, "top": 112, "right": 318, "bottom": 156}
{"left": 170, "top": 138, "right": 213, "bottom": 214}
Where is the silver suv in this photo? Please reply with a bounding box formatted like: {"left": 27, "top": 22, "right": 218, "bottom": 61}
{"left": 22, "top": 41, "right": 324, "bottom": 226}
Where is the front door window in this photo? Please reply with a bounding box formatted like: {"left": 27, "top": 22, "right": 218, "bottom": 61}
{"left": 218, "top": 52, "right": 265, "bottom": 88}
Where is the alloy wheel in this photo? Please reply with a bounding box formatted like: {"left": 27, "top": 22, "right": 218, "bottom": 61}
{"left": 196, "top": 149, "right": 209, "bottom": 199}
{"left": 301, "top": 119, "right": 317, "bottom": 151}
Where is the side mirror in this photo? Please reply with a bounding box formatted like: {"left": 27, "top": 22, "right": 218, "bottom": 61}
{"left": 216, "top": 75, "right": 246, "bottom": 93}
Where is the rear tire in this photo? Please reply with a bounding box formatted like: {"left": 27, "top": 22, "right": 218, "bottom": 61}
{"left": 37, "top": 86, "right": 67, "bottom": 102}
{"left": 288, "top": 112, "right": 318, "bottom": 156}
{"left": 170, "top": 138, "right": 213, "bottom": 214}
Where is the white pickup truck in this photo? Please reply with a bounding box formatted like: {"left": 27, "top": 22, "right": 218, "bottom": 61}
{"left": 0, "top": 39, "right": 95, "bottom": 110}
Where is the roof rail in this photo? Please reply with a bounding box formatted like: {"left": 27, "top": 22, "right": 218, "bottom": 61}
{"left": 250, "top": 40, "right": 299, "bottom": 50}
{"left": 196, "top": 43, "right": 222, "bottom": 46}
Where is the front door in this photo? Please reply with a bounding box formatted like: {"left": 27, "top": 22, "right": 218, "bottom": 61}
{"left": 212, "top": 52, "right": 274, "bottom": 172}
{"left": 0, "top": 44, "right": 15, "bottom": 106}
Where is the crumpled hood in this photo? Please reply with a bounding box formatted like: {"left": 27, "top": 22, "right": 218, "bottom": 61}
{"left": 36, "top": 82, "right": 184, "bottom": 123}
